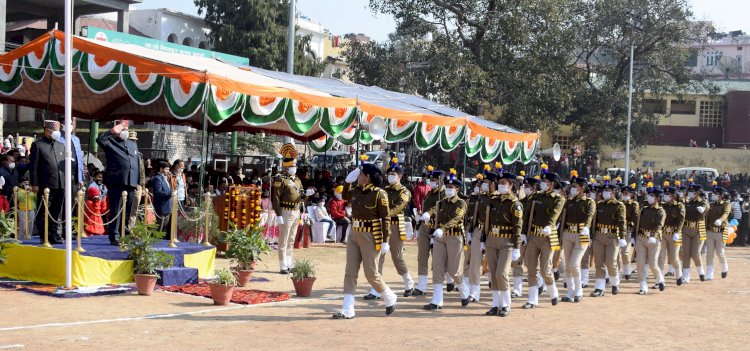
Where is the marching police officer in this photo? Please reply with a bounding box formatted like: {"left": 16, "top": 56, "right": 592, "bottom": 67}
{"left": 591, "top": 183, "right": 627, "bottom": 296}
{"left": 705, "top": 186, "right": 732, "bottom": 280}
{"left": 512, "top": 176, "right": 538, "bottom": 298}
{"left": 659, "top": 185, "right": 685, "bottom": 286}
{"left": 682, "top": 183, "right": 709, "bottom": 283}
{"left": 634, "top": 185, "right": 666, "bottom": 295}
{"left": 272, "top": 144, "right": 303, "bottom": 274}
{"left": 463, "top": 167, "right": 495, "bottom": 303}
{"left": 560, "top": 177, "right": 595, "bottom": 302}
{"left": 618, "top": 184, "right": 639, "bottom": 280}
{"left": 415, "top": 167, "right": 446, "bottom": 295}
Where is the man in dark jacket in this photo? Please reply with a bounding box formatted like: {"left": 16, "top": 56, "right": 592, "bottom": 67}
{"left": 29, "top": 120, "right": 66, "bottom": 244}
{"left": 0, "top": 154, "right": 19, "bottom": 203}
{"left": 151, "top": 160, "right": 173, "bottom": 233}
{"left": 97, "top": 120, "right": 141, "bottom": 245}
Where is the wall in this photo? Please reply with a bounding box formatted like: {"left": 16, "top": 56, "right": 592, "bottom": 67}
{"left": 599, "top": 145, "right": 750, "bottom": 173}
{"left": 129, "top": 9, "right": 209, "bottom": 49}
{"left": 652, "top": 125, "right": 723, "bottom": 146}
{"left": 724, "top": 91, "right": 750, "bottom": 146}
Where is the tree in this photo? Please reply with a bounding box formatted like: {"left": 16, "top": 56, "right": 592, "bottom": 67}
{"left": 236, "top": 132, "right": 275, "bottom": 156}
{"left": 348, "top": 0, "right": 714, "bottom": 149}
{"left": 195, "top": 0, "right": 325, "bottom": 76}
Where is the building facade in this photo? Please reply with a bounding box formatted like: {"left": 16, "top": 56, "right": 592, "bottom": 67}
{"left": 129, "top": 8, "right": 209, "bottom": 50}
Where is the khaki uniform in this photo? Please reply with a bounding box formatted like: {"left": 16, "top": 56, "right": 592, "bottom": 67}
{"left": 561, "top": 195, "right": 595, "bottom": 298}
{"left": 484, "top": 193, "right": 523, "bottom": 292}
{"left": 635, "top": 204, "right": 666, "bottom": 289}
{"left": 377, "top": 182, "right": 412, "bottom": 277}
{"left": 618, "top": 199, "right": 639, "bottom": 275}
{"left": 431, "top": 196, "right": 467, "bottom": 285}
{"left": 524, "top": 190, "right": 564, "bottom": 303}
{"left": 343, "top": 183, "right": 391, "bottom": 295}
{"left": 659, "top": 201, "right": 685, "bottom": 278}
{"left": 705, "top": 199, "right": 731, "bottom": 277}
{"left": 417, "top": 187, "right": 445, "bottom": 278}
{"left": 682, "top": 197, "right": 709, "bottom": 270}
{"left": 464, "top": 192, "right": 491, "bottom": 287}
{"left": 272, "top": 173, "right": 303, "bottom": 269}
{"left": 511, "top": 192, "right": 535, "bottom": 296}
{"left": 593, "top": 199, "right": 626, "bottom": 287}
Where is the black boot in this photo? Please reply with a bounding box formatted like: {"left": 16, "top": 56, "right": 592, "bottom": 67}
{"left": 722, "top": 271, "right": 728, "bottom": 279}
{"left": 446, "top": 283, "right": 456, "bottom": 292}
{"left": 612, "top": 286, "right": 619, "bottom": 295}
{"left": 590, "top": 289, "right": 604, "bottom": 297}
{"left": 403, "top": 288, "right": 414, "bottom": 297}
{"left": 485, "top": 306, "right": 499, "bottom": 316}
{"left": 423, "top": 303, "right": 442, "bottom": 311}
{"left": 363, "top": 293, "right": 380, "bottom": 300}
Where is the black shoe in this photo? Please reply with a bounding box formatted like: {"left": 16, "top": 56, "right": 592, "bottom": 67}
{"left": 665, "top": 272, "right": 674, "bottom": 277}
{"left": 563, "top": 282, "right": 567, "bottom": 288}
{"left": 461, "top": 298, "right": 470, "bottom": 307}
{"left": 498, "top": 307, "right": 510, "bottom": 317}
{"left": 522, "top": 303, "right": 535, "bottom": 309}
{"left": 485, "top": 307, "right": 499, "bottom": 316}
{"left": 605, "top": 277, "right": 610, "bottom": 285}
{"left": 722, "top": 271, "right": 728, "bottom": 279}
{"left": 332, "top": 312, "right": 354, "bottom": 320}
{"left": 279, "top": 269, "right": 289, "bottom": 275}
{"left": 538, "top": 286, "right": 545, "bottom": 295}
{"left": 551, "top": 298, "right": 558, "bottom": 306}
{"left": 488, "top": 281, "right": 492, "bottom": 289}
{"left": 446, "top": 283, "right": 456, "bottom": 292}
{"left": 468, "top": 296, "right": 477, "bottom": 303}
{"left": 652, "top": 283, "right": 659, "bottom": 289}
{"left": 403, "top": 288, "right": 414, "bottom": 297}
{"left": 511, "top": 292, "right": 520, "bottom": 298}
{"left": 560, "top": 296, "right": 572, "bottom": 302}
{"left": 676, "top": 278, "right": 683, "bottom": 286}
{"left": 386, "top": 304, "right": 396, "bottom": 315}
{"left": 582, "top": 284, "right": 589, "bottom": 288}
{"left": 612, "top": 286, "right": 619, "bottom": 295}
{"left": 700, "top": 274, "right": 706, "bottom": 281}
{"left": 363, "top": 293, "right": 380, "bottom": 300}
{"left": 625, "top": 274, "right": 631, "bottom": 281}
{"left": 412, "top": 289, "right": 425, "bottom": 296}
{"left": 554, "top": 270, "right": 560, "bottom": 281}
{"left": 639, "top": 290, "right": 647, "bottom": 295}
{"left": 590, "top": 289, "right": 604, "bottom": 297}
{"left": 109, "top": 240, "right": 120, "bottom": 246}
{"left": 574, "top": 296, "right": 583, "bottom": 303}
{"left": 423, "top": 303, "right": 442, "bottom": 311}
{"left": 658, "top": 282, "right": 665, "bottom": 291}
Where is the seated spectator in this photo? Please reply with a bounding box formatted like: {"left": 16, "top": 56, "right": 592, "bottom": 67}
{"left": 0, "top": 176, "right": 8, "bottom": 214}
{"left": 328, "top": 185, "right": 349, "bottom": 243}
{"left": 312, "top": 196, "right": 335, "bottom": 240}
{"left": 84, "top": 186, "right": 106, "bottom": 236}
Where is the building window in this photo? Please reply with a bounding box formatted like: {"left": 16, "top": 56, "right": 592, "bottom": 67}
{"left": 167, "top": 34, "right": 178, "bottom": 43}
{"left": 699, "top": 100, "right": 723, "bottom": 127}
{"left": 670, "top": 100, "right": 696, "bottom": 114}
{"left": 642, "top": 99, "right": 667, "bottom": 114}
{"left": 199, "top": 41, "right": 208, "bottom": 49}
{"left": 687, "top": 49, "right": 698, "bottom": 67}
{"left": 706, "top": 51, "right": 723, "bottom": 66}
{"left": 554, "top": 135, "right": 573, "bottom": 151}
{"left": 182, "top": 37, "right": 193, "bottom": 47}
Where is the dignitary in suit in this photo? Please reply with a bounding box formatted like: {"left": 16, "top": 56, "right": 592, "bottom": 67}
{"left": 29, "top": 120, "right": 67, "bottom": 244}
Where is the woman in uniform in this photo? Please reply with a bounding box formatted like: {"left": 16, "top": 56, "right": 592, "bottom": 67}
{"left": 560, "top": 177, "right": 595, "bottom": 302}
{"left": 705, "top": 186, "right": 732, "bottom": 280}
{"left": 634, "top": 184, "right": 666, "bottom": 295}
{"left": 682, "top": 183, "right": 709, "bottom": 283}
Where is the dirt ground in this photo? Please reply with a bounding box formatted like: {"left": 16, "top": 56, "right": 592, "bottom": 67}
{"left": 1, "top": 242, "right": 749, "bottom": 350}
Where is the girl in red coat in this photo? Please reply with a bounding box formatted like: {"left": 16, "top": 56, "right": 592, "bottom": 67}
{"left": 84, "top": 186, "right": 105, "bottom": 236}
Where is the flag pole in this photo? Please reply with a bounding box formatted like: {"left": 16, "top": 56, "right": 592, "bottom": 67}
{"left": 63, "top": 0, "right": 74, "bottom": 288}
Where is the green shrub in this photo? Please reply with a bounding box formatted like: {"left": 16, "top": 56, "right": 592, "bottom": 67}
{"left": 120, "top": 221, "right": 174, "bottom": 275}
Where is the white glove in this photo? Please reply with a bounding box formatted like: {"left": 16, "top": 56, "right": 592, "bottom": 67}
{"left": 673, "top": 233, "right": 680, "bottom": 242}
{"left": 647, "top": 237, "right": 657, "bottom": 244}
{"left": 512, "top": 248, "right": 521, "bottom": 261}
{"left": 276, "top": 216, "right": 284, "bottom": 225}
{"left": 714, "top": 219, "right": 722, "bottom": 227}
{"left": 619, "top": 239, "right": 627, "bottom": 248}
{"left": 466, "top": 232, "right": 473, "bottom": 243}
{"left": 380, "top": 242, "right": 390, "bottom": 254}
{"left": 630, "top": 238, "right": 636, "bottom": 246}
{"left": 542, "top": 226, "right": 552, "bottom": 236}
{"left": 433, "top": 228, "right": 444, "bottom": 239}
{"left": 581, "top": 227, "right": 590, "bottom": 237}
{"left": 521, "top": 234, "right": 527, "bottom": 245}
{"left": 430, "top": 238, "right": 434, "bottom": 246}
{"left": 697, "top": 206, "right": 705, "bottom": 214}
{"left": 419, "top": 212, "right": 431, "bottom": 222}
{"left": 480, "top": 242, "right": 486, "bottom": 252}
{"left": 345, "top": 168, "right": 360, "bottom": 183}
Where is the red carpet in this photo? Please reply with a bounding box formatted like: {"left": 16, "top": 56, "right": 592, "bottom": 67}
{"left": 160, "top": 283, "right": 290, "bottom": 304}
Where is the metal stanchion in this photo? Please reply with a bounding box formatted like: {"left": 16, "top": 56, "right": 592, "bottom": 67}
{"left": 120, "top": 190, "right": 127, "bottom": 240}
{"left": 24, "top": 186, "right": 29, "bottom": 240}
{"left": 76, "top": 189, "right": 85, "bottom": 252}
{"left": 143, "top": 188, "right": 150, "bottom": 224}
{"left": 202, "top": 192, "right": 212, "bottom": 246}
{"left": 42, "top": 188, "right": 51, "bottom": 248}
{"left": 169, "top": 191, "right": 178, "bottom": 248}
{"left": 12, "top": 186, "right": 18, "bottom": 240}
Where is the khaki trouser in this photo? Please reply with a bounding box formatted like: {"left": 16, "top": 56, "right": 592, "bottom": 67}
{"left": 658, "top": 232, "right": 682, "bottom": 275}
{"left": 593, "top": 234, "right": 620, "bottom": 280}
{"left": 561, "top": 231, "right": 587, "bottom": 282}
{"left": 635, "top": 236, "right": 663, "bottom": 283}
{"left": 581, "top": 245, "right": 593, "bottom": 270}
{"left": 525, "top": 235, "right": 555, "bottom": 286}
{"left": 705, "top": 230, "right": 727, "bottom": 269}
{"left": 128, "top": 187, "right": 143, "bottom": 229}
{"left": 617, "top": 232, "right": 633, "bottom": 273}
{"left": 277, "top": 209, "right": 301, "bottom": 263}
{"left": 462, "top": 227, "right": 483, "bottom": 285}
{"left": 432, "top": 235, "right": 464, "bottom": 285}
{"left": 417, "top": 224, "right": 433, "bottom": 276}
{"left": 377, "top": 223, "right": 410, "bottom": 276}
{"left": 344, "top": 229, "right": 389, "bottom": 294}
{"left": 681, "top": 227, "right": 703, "bottom": 269}
{"left": 486, "top": 236, "right": 513, "bottom": 291}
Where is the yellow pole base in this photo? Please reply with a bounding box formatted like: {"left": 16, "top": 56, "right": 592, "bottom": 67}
{"left": 168, "top": 240, "right": 178, "bottom": 248}
{"left": 76, "top": 246, "right": 86, "bottom": 253}
{"left": 42, "top": 243, "right": 53, "bottom": 248}
{"left": 81, "top": 233, "right": 88, "bottom": 238}
{"left": 201, "top": 241, "right": 212, "bottom": 247}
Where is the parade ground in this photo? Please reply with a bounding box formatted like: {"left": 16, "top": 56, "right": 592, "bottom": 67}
{"left": 1, "top": 242, "right": 748, "bottom": 350}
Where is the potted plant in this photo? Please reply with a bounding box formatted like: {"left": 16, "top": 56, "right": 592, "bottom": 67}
{"left": 209, "top": 267, "right": 237, "bottom": 305}
{"left": 0, "top": 218, "right": 18, "bottom": 265}
{"left": 224, "top": 223, "right": 271, "bottom": 287}
{"left": 290, "top": 259, "right": 317, "bottom": 297}
{"left": 120, "top": 221, "right": 174, "bottom": 296}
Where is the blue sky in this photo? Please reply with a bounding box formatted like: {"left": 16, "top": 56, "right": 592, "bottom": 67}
{"left": 132, "top": 0, "right": 750, "bottom": 42}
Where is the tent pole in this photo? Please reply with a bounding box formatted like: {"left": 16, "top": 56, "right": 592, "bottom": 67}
{"left": 198, "top": 98, "right": 208, "bottom": 208}
{"left": 63, "top": 0, "right": 74, "bottom": 289}
{"left": 462, "top": 143, "right": 467, "bottom": 194}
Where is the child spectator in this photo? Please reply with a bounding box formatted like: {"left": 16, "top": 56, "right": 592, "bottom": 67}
{"left": 84, "top": 186, "right": 105, "bottom": 236}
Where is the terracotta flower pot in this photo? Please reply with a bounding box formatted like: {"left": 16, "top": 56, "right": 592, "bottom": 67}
{"left": 133, "top": 274, "right": 158, "bottom": 296}
{"left": 237, "top": 269, "right": 254, "bottom": 287}
{"left": 291, "top": 277, "right": 316, "bottom": 297}
{"left": 208, "top": 283, "right": 235, "bottom": 305}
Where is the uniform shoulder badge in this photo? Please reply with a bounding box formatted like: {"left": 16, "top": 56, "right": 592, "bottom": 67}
{"left": 514, "top": 202, "right": 523, "bottom": 218}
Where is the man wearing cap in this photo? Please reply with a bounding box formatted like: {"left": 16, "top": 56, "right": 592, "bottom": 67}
{"left": 560, "top": 177, "right": 595, "bottom": 302}
{"left": 523, "top": 170, "right": 565, "bottom": 309}
{"left": 414, "top": 167, "right": 446, "bottom": 296}
{"left": 705, "top": 186, "right": 732, "bottom": 280}
{"left": 424, "top": 170, "right": 469, "bottom": 310}
{"left": 658, "top": 185, "right": 685, "bottom": 286}
{"left": 97, "top": 120, "right": 141, "bottom": 246}
{"left": 618, "top": 185, "right": 639, "bottom": 280}
{"left": 682, "top": 183, "right": 709, "bottom": 282}
{"left": 333, "top": 163, "right": 397, "bottom": 319}
{"left": 634, "top": 185, "right": 666, "bottom": 294}
{"left": 364, "top": 159, "right": 415, "bottom": 299}
{"left": 482, "top": 172, "right": 523, "bottom": 316}
{"left": 272, "top": 144, "right": 303, "bottom": 274}
{"left": 29, "top": 120, "right": 67, "bottom": 244}
{"left": 127, "top": 131, "right": 147, "bottom": 229}
{"left": 512, "top": 176, "right": 538, "bottom": 298}
{"left": 591, "top": 182, "right": 626, "bottom": 296}
{"left": 464, "top": 168, "right": 495, "bottom": 303}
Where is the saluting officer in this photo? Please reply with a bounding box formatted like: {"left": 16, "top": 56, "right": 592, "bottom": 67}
{"left": 560, "top": 177, "right": 595, "bottom": 302}
{"left": 618, "top": 184, "right": 639, "bottom": 280}
{"left": 463, "top": 166, "right": 495, "bottom": 303}
{"left": 415, "top": 166, "right": 446, "bottom": 296}
{"left": 333, "top": 161, "right": 397, "bottom": 319}
{"left": 483, "top": 172, "right": 523, "bottom": 316}
{"left": 272, "top": 144, "right": 303, "bottom": 274}
{"left": 591, "top": 182, "right": 627, "bottom": 296}
{"left": 705, "top": 186, "right": 732, "bottom": 280}
{"left": 365, "top": 158, "right": 415, "bottom": 300}
{"left": 634, "top": 185, "right": 667, "bottom": 295}
{"left": 659, "top": 185, "right": 686, "bottom": 286}
{"left": 523, "top": 169, "right": 565, "bottom": 309}
{"left": 682, "top": 183, "right": 709, "bottom": 283}
{"left": 424, "top": 170, "right": 469, "bottom": 310}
